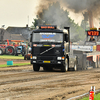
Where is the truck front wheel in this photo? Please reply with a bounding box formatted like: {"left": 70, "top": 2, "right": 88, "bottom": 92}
{"left": 33, "top": 64, "right": 40, "bottom": 71}
{"left": 73, "top": 62, "right": 77, "bottom": 71}
{"left": 61, "top": 58, "right": 68, "bottom": 72}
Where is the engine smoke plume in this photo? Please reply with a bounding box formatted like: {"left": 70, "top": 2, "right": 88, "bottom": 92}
{"left": 36, "top": 0, "right": 100, "bottom": 41}
{"left": 37, "top": 0, "right": 100, "bottom": 24}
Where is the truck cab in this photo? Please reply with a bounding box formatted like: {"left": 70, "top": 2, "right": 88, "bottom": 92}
{"left": 30, "top": 25, "right": 71, "bottom": 72}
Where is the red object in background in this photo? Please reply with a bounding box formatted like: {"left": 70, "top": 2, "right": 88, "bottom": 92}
{"left": 89, "top": 91, "right": 94, "bottom": 100}
{"left": 97, "top": 45, "right": 100, "bottom": 51}
{"left": 14, "top": 44, "right": 19, "bottom": 47}
{"left": 0, "top": 44, "right": 6, "bottom": 48}
{"left": 7, "top": 39, "right": 9, "bottom": 46}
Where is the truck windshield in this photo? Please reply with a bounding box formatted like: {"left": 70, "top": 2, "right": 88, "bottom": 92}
{"left": 32, "top": 32, "right": 63, "bottom": 43}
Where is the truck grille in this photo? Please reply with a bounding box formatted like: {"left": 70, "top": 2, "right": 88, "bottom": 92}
{"left": 38, "top": 56, "right": 54, "bottom": 60}
{"left": 40, "top": 47, "right": 54, "bottom": 55}
{"left": 33, "top": 47, "right": 62, "bottom": 56}
{"left": 33, "top": 47, "right": 54, "bottom": 55}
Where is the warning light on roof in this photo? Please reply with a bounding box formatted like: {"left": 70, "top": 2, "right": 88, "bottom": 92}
{"left": 39, "top": 25, "right": 57, "bottom": 29}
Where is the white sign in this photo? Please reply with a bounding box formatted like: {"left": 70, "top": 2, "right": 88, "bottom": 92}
{"left": 71, "top": 45, "right": 93, "bottom": 51}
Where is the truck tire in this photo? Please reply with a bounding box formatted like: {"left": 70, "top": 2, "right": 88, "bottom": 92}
{"left": 85, "top": 60, "right": 89, "bottom": 70}
{"left": 0, "top": 48, "right": 3, "bottom": 55}
{"left": 5, "top": 46, "right": 14, "bottom": 55}
{"left": 14, "top": 47, "right": 18, "bottom": 56}
{"left": 14, "top": 51, "right": 18, "bottom": 56}
{"left": 22, "top": 47, "right": 26, "bottom": 56}
{"left": 97, "top": 56, "right": 100, "bottom": 68}
{"left": 73, "top": 62, "right": 77, "bottom": 71}
{"left": 61, "top": 58, "right": 68, "bottom": 72}
{"left": 93, "top": 61, "right": 97, "bottom": 68}
{"left": 22, "top": 52, "right": 25, "bottom": 56}
{"left": 33, "top": 64, "right": 40, "bottom": 71}
{"left": 24, "top": 55, "right": 26, "bottom": 60}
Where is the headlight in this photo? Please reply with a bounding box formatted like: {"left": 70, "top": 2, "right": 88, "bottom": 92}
{"left": 57, "top": 57, "right": 65, "bottom": 60}
{"left": 33, "top": 56, "right": 37, "bottom": 59}
{"left": 57, "top": 57, "right": 62, "bottom": 60}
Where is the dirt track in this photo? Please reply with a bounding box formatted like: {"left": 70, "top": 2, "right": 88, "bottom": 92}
{"left": 0, "top": 62, "right": 100, "bottom": 100}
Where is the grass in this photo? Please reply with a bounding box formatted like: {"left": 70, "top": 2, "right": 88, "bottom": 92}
{"left": 0, "top": 55, "right": 24, "bottom": 59}
{"left": 79, "top": 93, "right": 100, "bottom": 100}
{"left": 0, "top": 63, "right": 31, "bottom": 68}
{"left": 0, "top": 55, "right": 31, "bottom": 67}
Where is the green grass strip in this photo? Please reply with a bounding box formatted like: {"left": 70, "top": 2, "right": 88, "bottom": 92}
{"left": 0, "top": 63, "right": 31, "bottom": 68}
{"left": 0, "top": 55, "right": 24, "bottom": 59}
{"left": 79, "top": 93, "right": 100, "bottom": 100}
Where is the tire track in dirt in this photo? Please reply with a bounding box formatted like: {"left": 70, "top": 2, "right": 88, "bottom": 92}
{"left": 0, "top": 66, "right": 100, "bottom": 100}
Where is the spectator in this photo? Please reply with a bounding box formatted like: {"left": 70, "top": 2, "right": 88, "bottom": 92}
{"left": 89, "top": 36, "right": 95, "bottom": 42}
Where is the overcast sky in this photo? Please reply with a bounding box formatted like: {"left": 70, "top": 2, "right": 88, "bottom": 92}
{"left": 0, "top": 0, "right": 83, "bottom": 28}
{"left": 0, "top": 0, "right": 40, "bottom": 28}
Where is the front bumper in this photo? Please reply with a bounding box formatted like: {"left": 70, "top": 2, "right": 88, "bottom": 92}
{"left": 31, "top": 56, "right": 64, "bottom": 65}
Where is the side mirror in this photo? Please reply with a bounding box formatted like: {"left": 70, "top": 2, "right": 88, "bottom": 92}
{"left": 30, "top": 34, "right": 32, "bottom": 42}
{"left": 65, "top": 34, "right": 68, "bottom": 42}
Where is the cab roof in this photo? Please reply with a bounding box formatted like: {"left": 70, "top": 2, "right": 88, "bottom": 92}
{"left": 32, "top": 29, "right": 63, "bottom": 33}
{"left": 32, "top": 25, "right": 63, "bottom": 33}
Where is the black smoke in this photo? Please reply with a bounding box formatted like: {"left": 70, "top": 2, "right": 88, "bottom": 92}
{"left": 35, "top": 0, "right": 100, "bottom": 41}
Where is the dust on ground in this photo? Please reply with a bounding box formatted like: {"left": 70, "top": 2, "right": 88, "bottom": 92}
{"left": 0, "top": 63, "right": 100, "bottom": 100}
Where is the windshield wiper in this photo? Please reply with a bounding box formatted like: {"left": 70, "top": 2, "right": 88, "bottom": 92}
{"left": 40, "top": 47, "right": 54, "bottom": 55}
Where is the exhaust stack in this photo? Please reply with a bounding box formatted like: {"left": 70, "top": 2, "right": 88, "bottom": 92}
{"left": 88, "top": 11, "right": 94, "bottom": 28}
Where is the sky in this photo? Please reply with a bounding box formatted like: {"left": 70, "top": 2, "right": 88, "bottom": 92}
{"left": 0, "top": 0, "right": 40, "bottom": 28}
{"left": 0, "top": 0, "right": 83, "bottom": 29}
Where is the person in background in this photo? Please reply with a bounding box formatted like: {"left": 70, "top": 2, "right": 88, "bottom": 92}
{"left": 89, "top": 36, "right": 95, "bottom": 42}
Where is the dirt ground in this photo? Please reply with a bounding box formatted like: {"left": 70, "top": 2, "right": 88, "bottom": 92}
{"left": 0, "top": 59, "right": 100, "bottom": 100}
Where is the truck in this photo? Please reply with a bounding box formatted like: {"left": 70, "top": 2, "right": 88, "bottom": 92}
{"left": 30, "top": 25, "right": 100, "bottom": 72}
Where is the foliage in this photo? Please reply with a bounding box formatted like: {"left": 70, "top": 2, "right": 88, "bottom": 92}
{"left": 32, "top": 19, "right": 38, "bottom": 29}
